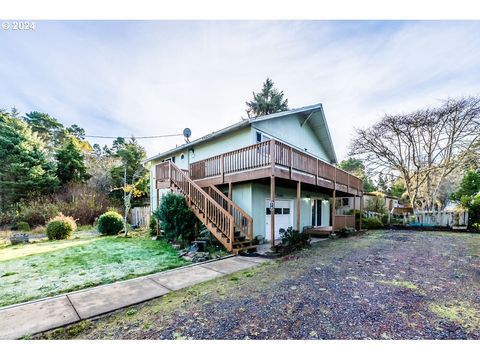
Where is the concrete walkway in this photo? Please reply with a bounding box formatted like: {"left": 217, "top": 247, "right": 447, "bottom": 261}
{"left": 0, "top": 256, "right": 269, "bottom": 339}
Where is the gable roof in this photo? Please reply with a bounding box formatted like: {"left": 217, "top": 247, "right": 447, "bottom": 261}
{"left": 145, "top": 103, "right": 337, "bottom": 163}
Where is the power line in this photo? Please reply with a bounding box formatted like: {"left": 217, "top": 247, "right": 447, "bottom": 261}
{"left": 84, "top": 133, "right": 183, "bottom": 139}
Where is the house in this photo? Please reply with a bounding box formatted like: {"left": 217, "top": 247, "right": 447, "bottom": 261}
{"left": 338, "top": 191, "right": 399, "bottom": 215}
{"left": 146, "top": 103, "right": 363, "bottom": 254}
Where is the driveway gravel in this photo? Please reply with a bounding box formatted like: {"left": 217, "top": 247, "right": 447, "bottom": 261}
{"left": 38, "top": 230, "right": 480, "bottom": 340}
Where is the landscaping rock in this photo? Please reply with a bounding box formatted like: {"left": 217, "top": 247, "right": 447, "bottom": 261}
{"left": 191, "top": 252, "right": 209, "bottom": 263}
{"left": 10, "top": 233, "right": 29, "bottom": 245}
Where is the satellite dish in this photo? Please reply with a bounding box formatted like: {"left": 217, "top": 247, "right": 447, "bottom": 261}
{"left": 183, "top": 128, "right": 192, "bottom": 143}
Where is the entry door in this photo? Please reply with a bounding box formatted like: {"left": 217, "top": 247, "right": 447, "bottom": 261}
{"left": 312, "top": 199, "right": 330, "bottom": 227}
{"left": 265, "top": 199, "right": 293, "bottom": 240}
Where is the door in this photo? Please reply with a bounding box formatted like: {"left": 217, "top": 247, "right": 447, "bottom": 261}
{"left": 312, "top": 198, "right": 330, "bottom": 227}
{"left": 265, "top": 199, "right": 293, "bottom": 240}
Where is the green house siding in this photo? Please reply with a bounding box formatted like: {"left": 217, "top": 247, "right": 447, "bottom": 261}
{"left": 252, "top": 114, "right": 331, "bottom": 162}
{"left": 251, "top": 183, "right": 331, "bottom": 239}
{"left": 192, "top": 127, "right": 252, "bottom": 163}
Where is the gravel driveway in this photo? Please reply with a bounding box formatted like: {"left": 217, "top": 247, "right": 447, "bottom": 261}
{"left": 38, "top": 230, "right": 480, "bottom": 339}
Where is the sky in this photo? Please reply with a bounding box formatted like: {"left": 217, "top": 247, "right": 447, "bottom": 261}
{"left": 1, "top": 20, "right": 480, "bottom": 161}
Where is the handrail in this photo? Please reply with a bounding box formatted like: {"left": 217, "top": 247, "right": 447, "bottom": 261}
{"left": 168, "top": 162, "right": 234, "bottom": 251}
{"left": 207, "top": 185, "right": 254, "bottom": 241}
{"left": 188, "top": 139, "right": 363, "bottom": 192}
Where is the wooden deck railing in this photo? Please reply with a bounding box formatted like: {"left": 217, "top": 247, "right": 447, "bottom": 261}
{"left": 188, "top": 139, "right": 362, "bottom": 193}
{"left": 207, "top": 185, "right": 253, "bottom": 241}
{"left": 157, "top": 161, "right": 234, "bottom": 251}
{"left": 334, "top": 215, "right": 356, "bottom": 230}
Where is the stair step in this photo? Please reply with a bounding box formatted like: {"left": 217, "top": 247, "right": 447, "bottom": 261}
{"left": 232, "top": 245, "right": 257, "bottom": 255}
{"left": 235, "top": 235, "right": 246, "bottom": 242}
{"left": 233, "top": 241, "right": 252, "bottom": 247}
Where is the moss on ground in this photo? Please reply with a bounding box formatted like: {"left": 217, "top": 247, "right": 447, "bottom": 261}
{"left": 428, "top": 302, "right": 480, "bottom": 332}
{"left": 378, "top": 279, "right": 426, "bottom": 295}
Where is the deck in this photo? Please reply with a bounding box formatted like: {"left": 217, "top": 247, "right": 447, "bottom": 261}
{"left": 155, "top": 139, "right": 363, "bottom": 238}
{"left": 158, "top": 139, "right": 363, "bottom": 197}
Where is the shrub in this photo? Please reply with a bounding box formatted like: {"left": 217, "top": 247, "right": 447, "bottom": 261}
{"left": 12, "top": 221, "right": 30, "bottom": 232}
{"left": 46, "top": 214, "right": 77, "bottom": 240}
{"left": 381, "top": 213, "right": 390, "bottom": 225}
{"left": 152, "top": 192, "right": 198, "bottom": 243}
{"left": 337, "top": 227, "right": 354, "bottom": 237}
{"left": 97, "top": 211, "right": 124, "bottom": 235}
{"left": 15, "top": 199, "right": 60, "bottom": 226}
{"left": 149, "top": 217, "right": 158, "bottom": 237}
{"left": 274, "top": 227, "right": 310, "bottom": 255}
{"left": 472, "top": 223, "right": 480, "bottom": 232}
{"left": 361, "top": 217, "right": 384, "bottom": 229}
{"left": 54, "top": 184, "right": 114, "bottom": 225}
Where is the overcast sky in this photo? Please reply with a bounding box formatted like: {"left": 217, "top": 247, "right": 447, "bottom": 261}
{"left": 1, "top": 20, "right": 479, "bottom": 160}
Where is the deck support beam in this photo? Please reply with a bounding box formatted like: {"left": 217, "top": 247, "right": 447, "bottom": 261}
{"left": 359, "top": 193, "right": 363, "bottom": 230}
{"left": 296, "top": 181, "right": 301, "bottom": 231}
{"left": 228, "top": 182, "right": 232, "bottom": 214}
{"left": 332, "top": 189, "right": 336, "bottom": 231}
{"left": 353, "top": 195, "right": 357, "bottom": 230}
{"left": 270, "top": 175, "right": 275, "bottom": 247}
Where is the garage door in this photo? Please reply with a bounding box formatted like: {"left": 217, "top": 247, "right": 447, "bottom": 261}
{"left": 265, "top": 199, "right": 293, "bottom": 240}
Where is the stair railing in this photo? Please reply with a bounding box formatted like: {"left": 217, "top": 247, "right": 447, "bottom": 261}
{"left": 168, "top": 162, "right": 234, "bottom": 251}
{"left": 207, "top": 186, "right": 253, "bottom": 242}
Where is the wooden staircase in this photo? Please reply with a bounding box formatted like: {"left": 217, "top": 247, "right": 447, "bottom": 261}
{"left": 163, "top": 161, "right": 255, "bottom": 254}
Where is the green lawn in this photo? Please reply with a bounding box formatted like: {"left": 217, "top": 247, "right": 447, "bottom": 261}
{"left": 0, "top": 231, "right": 189, "bottom": 307}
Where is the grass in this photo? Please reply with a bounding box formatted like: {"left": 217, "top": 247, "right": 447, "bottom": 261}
{"left": 0, "top": 231, "right": 189, "bottom": 307}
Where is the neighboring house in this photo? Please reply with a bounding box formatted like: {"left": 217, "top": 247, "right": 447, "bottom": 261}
{"left": 146, "top": 103, "right": 363, "bottom": 254}
{"left": 338, "top": 191, "right": 399, "bottom": 214}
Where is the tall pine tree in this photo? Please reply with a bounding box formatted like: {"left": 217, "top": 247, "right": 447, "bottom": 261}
{"left": 0, "top": 112, "right": 59, "bottom": 210}
{"left": 55, "top": 136, "right": 91, "bottom": 185}
{"left": 245, "top": 78, "right": 289, "bottom": 118}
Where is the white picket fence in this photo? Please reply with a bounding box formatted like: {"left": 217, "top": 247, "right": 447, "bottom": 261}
{"left": 412, "top": 210, "right": 469, "bottom": 227}
{"left": 130, "top": 206, "right": 151, "bottom": 228}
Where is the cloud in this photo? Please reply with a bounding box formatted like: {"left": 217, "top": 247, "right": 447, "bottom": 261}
{"left": 0, "top": 20, "right": 479, "bottom": 160}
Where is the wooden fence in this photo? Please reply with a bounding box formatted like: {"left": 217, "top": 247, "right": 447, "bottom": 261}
{"left": 130, "top": 206, "right": 151, "bottom": 228}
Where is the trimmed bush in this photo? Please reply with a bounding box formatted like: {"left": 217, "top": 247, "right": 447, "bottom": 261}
{"left": 149, "top": 217, "right": 158, "bottom": 237}
{"left": 12, "top": 221, "right": 31, "bottom": 232}
{"left": 274, "top": 227, "right": 310, "bottom": 255}
{"left": 361, "top": 217, "right": 384, "bottom": 229}
{"left": 46, "top": 214, "right": 77, "bottom": 240}
{"left": 97, "top": 211, "right": 124, "bottom": 235}
{"left": 152, "top": 192, "right": 198, "bottom": 242}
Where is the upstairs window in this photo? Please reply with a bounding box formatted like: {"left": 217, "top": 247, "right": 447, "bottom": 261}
{"left": 256, "top": 131, "right": 271, "bottom": 143}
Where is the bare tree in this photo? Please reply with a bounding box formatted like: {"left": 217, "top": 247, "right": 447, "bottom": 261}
{"left": 111, "top": 162, "right": 145, "bottom": 237}
{"left": 350, "top": 96, "right": 480, "bottom": 211}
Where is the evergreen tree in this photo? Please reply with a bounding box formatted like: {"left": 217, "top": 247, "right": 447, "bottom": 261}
{"left": 245, "top": 78, "right": 289, "bottom": 117}
{"left": 451, "top": 170, "right": 480, "bottom": 228}
{"left": 55, "top": 136, "right": 91, "bottom": 185}
{"left": 0, "top": 112, "right": 59, "bottom": 210}
{"left": 338, "top": 157, "right": 376, "bottom": 192}
{"left": 24, "top": 111, "right": 67, "bottom": 148}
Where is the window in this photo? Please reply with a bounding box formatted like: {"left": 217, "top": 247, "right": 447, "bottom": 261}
{"left": 267, "top": 207, "right": 291, "bottom": 215}
{"left": 342, "top": 198, "right": 349, "bottom": 206}
{"left": 256, "top": 131, "right": 271, "bottom": 143}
